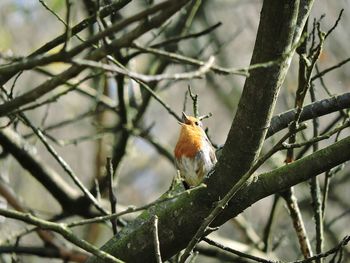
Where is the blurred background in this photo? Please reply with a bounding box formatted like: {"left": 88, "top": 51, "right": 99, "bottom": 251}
{"left": 0, "top": 0, "right": 349, "bottom": 262}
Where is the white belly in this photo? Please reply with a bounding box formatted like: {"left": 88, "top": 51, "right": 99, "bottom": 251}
{"left": 177, "top": 143, "right": 215, "bottom": 186}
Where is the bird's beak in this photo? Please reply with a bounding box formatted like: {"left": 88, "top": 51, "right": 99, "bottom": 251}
{"left": 182, "top": 112, "right": 189, "bottom": 123}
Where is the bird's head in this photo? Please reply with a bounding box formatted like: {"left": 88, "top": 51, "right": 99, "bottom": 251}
{"left": 179, "top": 112, "right": 203, "bottom": 128}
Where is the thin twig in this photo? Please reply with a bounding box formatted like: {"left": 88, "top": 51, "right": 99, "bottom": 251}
{"left": 18, "top": 114, "right": 108, "bottom": 215}
{"left": 45, "top": 130, "right": 109, "bottom": 146}
{"left": 71, "top": 56, "right": 215, "bottom": 83}
{"left": 62, "top": 0, "right": 72, "bottom": 51}
{"left": 106, "top": 55, "right": 182, "bottom": 122}
{"left": 311, "top": 57, "right": 350, "bottom": 82}
{"left": 282, "top": 120, "right": 350, "bottom": 149}
{"left": 256, "top": 124, "right": 307, "bottom": 169}
{"left": 126, "top": 22, "right": 222, "bottom": 60}
{"left": 326, "top": 208, "right": 350, "bottom": 229}
{"left": 9, "top": 71, "right": 23, "bottom": 98}
{"left": 67, "top": 184, "right": 206, "bottom": 227}
{"left": 292, "top": 236, "right": 350, "bottom": 263}
{"left": 0, "top": 208, "right": 124, "bottom": 263}
{"left": 232, "top": 215, "right": 264, "bottom": 250}
{"left": 321, "top": 170, "right": 331, "bottom": 219}
{"left": 9, "top": 73, "right": 100, "bottom": 116}
{"left": 187, "top": 85, "right": 199, "bottom": 118}
{"left": 106, "top": 157, "right": 118, "bottom": 235}
{"left": 281, "top": 188, "right": 313, "bottom": 259}
{"left": 182, "top": 0, "right": 202, "bottom": 36}
{"left": 128, "top": 126, "right": 174, "bottom": 163}
{"left": 324, "top": 9, "right": 344, "bottom": 39}
{"left": 37, "top": 109, "right": 96, "bottom": 134}
{"left": 131, "top": 43, "right": 285, "bottom": 77}
{"left": 322, "top": 131, "right": 347, "bottom": 221}
{"left": 203, "top": 237, "right": 277, "bottom": 263}
{"left": 262, "top": 195, "right": 280, "bottom": 252}
{"left": 315, "top": 64, "right": 332, "bottom": 96}
{"left": 152, "top": 215, "right": 162, "bottom": 263}
{"left": 152, "top": 22, "right": 222, "bottom": 48}
{"left": 182, "top": 89, "right": 189, "bottom": 113}
{"left": 309, "top": 84, "right": 323, "bottom": 263}
{"left": 298, "top": 114, "right": 346, "bottom": 160}
{"left": 38, "top": 0, "right": 85, "bottom": 46}
{"left": 38, "top": 0, "right": 67, "bottom": 25}
{"left": 199, "top": 113, "right": 212, "bottom": 121}
{"left": 34, "top": 68, "right": 117, "bottom": 111}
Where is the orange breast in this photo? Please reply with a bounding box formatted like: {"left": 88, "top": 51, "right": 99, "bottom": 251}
{"left": 174, "top": 126, "right": 203, "bottom": 158}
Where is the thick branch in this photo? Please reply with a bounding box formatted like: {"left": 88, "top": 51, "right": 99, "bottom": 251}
{"left": 87, "top": 137, "right": 350, "bottom": 263}
{"left": 209, "top": 0, "right": 311, "bottom": 197}
{"left": 267, "top": 92, "right": 350, "bottom": 138}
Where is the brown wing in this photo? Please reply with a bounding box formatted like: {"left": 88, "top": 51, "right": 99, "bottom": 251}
{"left": 203, "top": 136, "right": 217, "bottom": 165}
{"left": 209, "top": 146, "right": 217, "bottom": 165}
{"left": 194, "top": 150, "right": 206, "bottom": 181}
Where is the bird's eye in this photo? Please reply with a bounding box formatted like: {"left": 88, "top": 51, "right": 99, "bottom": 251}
{"left": 195, "top": 121, "right": 199, "bottom": 126}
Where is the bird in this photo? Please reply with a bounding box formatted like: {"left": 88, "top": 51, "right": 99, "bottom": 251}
{"left": 174, "top": 112, "right": 217, "bottom": 188}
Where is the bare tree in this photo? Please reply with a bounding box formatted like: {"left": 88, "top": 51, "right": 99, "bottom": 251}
{"left": 0, "top": 0, "right": 349, "bottom": 263}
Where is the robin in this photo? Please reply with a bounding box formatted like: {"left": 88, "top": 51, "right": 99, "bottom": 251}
{"left": 174, "top": 112, "right": 217, "bottom": 188}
